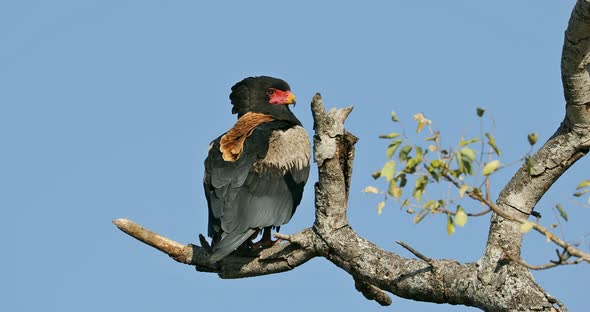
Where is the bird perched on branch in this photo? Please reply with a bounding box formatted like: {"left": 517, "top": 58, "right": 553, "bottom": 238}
{"left": 204, "top": 76, "right": 310, "bottom": 263}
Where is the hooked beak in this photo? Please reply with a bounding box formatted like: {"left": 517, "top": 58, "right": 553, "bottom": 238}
{"left": 269, "top": 90, "right": 296, "bottom": 105}
{"left": 283, "top": 91, "right": 296, "bottom": 105}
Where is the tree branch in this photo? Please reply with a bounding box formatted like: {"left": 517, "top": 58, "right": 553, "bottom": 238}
{"left": 114, "top": 92, "right": 570, "bottom": 311}
{"left": 113, "top": 218, "right": 318, "bottom": 279}
{"left": 113, "top": 3, "right": 590, "bottom": 308}
{"left": 113, "top": 219, "right": 195, "bottom": 264}
{"left": 481, "top": 0, "right": 590, "bottom": 263}
{"left": 562, "top": 0, "right": 590, "bottom": 131}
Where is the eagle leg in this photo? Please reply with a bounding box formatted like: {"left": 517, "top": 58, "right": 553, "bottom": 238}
{"left": 251, "top": 227, "right": 282, "bottom": 250}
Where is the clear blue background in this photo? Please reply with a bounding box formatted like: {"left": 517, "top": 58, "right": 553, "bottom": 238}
{"left": 2, "top": 1, "right": 588, "bottom": 311}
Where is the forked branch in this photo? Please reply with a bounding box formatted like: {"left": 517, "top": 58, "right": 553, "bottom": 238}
{"left": 114, "top": 93, "right": 566, "bottom": 311}
{"left": 114, "top": 3, "right": 590, "bottom": 310}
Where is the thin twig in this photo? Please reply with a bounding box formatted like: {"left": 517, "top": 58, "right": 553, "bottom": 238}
{"left": 485, "top": 176, "right": 491, "bottom": 202}
{"left": 481, "top": 196, "right": 590, "bottom": 263}
{"left": 468, "top": 208, "right": 492, "bottom": 217}
{"left": 441, "top": 173, "right": 590, "bottom": 264}
{"left": 396, "top": 241, "right": 433, "bottom": 265}
{"left": 503, "top": 248, "right": 583, "bottom": 270}
{"left": 439, "top": 207, "right": 491, "bottom": 217}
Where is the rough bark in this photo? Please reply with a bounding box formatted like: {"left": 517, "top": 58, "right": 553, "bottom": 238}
{"left": 113, "top": 1, "right": 590, "bottom": 311}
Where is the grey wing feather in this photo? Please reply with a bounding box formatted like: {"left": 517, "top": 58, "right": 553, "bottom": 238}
{"left": 208, "top": 229, "right": 256, "bottom": 263}
{"left": 204, "top": 136, "right": 267, "bottom": 236}
{"left": 233, "top": 172, "right": 295, "bottom": 231}
{"left": 204, "top": 121, "right": 299, "bottom": 262}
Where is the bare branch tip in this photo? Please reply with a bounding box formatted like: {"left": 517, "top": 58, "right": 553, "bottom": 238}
{"left": 396, "top": 241, "right": 433, "bottom": 264}
{"left": 354, "top": 279, "right": 393, "bottom": 306}
{"left": 335, "top": 106, "right": 354, "bottom": 123}
{"left": 112, "top": 218, "right": 132, "bottom": 229}
{"left": 311, "top": 93, "right": 325, "bottom": 106}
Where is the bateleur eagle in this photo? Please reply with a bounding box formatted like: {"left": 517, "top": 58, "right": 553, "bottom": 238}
{"left": 204, "top": 76, "right": 310, "bottom": 263}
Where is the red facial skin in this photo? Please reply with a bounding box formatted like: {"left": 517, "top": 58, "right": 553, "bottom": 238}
{"left": 267, "top": 88, "right": 296, "bottom": 105}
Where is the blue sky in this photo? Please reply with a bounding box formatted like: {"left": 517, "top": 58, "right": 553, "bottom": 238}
{"left": 2, "top": 1, "right": 588, "bottom": 311}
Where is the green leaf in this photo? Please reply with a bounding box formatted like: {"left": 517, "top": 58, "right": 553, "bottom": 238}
{"left": 431, "top": 159, "right": 444, "bottom": 168}
{"left": 388, "top": 180, "right": 402, "bottom": 198}
{"left": 455, "top": 206, "right": 467, "bottom": 227}
{"left": 412, "top": 175, "right": 428, "bottom": 202}
{"left": 380, "top": 161, "right": 396, "bottom": 182}
{"left": 426, "top": 163, "right": 441, "bottom": 182}
{"left": 527, "top": 133, "right": 538, "bottom": 146}
{"left": 555, "top": 204, "right": 568, "bottom": 222}
{"left": 362, "top": 186, "right": 380, "bottom": 194}
{"left": 459, "top": 148, "right": 476, "bottom": 175}
{"left": 425, "top": 131, "right": 440, "bottom": 142}
{"left": 399, "top": 145, "right": 413, "bottom": 162}
{"left": 397, "top": 173, "right": 407, "bottom": 187}
{"left": 450, "top": 169, "right": 462, "bottom": 178}
{"left": 459, "top": 184, "right": 469, "bottom": 198}
{"left": 573, "top": 189, "right": 590, "bottom": 197}
{"left": 423, "top": 200, "right": 438, "bottom": 210}
{"left": 404, "top": 160, "right": 418, "bottom": 173}
{"left": 379, "top": 132, "right": 401, "bottom": 139}
{"left": 393, "top": 187, "right": 402, "bottom": 198}
{"left": 415, "top": 175, "right": 428, "bottom": 189}
{"left": 404, "top": 147, "right": 423, "bottom": 173}
{"left": 476, "top": 107, "right": 485, "bottom": 117}
{"left": 456, "top": 150, "right": 474, "bottom": 176}
{"left": 519, "top": 221, "right": 534, "bottom": 233}
{"left": 377, "top": 201, "right": 385, "bottom": 215}
{"left": 460, "top": 147, "right": 476, "bottom": 162}
{"left": 386, "top": 140, "right": 403, "bottom": 159}
{"left": 413, "top": 189, "right": 423, "bottom": 202}
{"left": 447, "top": 215, "right": 455, "bottom": 235}
{"left": 576, "top": 180, "right": 590, "bottom": 190}
{"left": 482, "top": 160, "right": 501, "bottom": 176}
{"left": 391, "top": 111, "right": 399, "bottom": 122}
{"left": 459, "top": 137, "right": 480, "bottom": 147}
{"left": 485, "top": 133, "right": 501, "bottom": 156}
{"left": 413, "top": 113, "right": 431, "bottom": 133}
{"left": 371, "top": 171, "right": 381, "bottom": 179}
{"left": 459, "top": 160, "right": 473, "bottom": 176}
{"left": 415, "top": 146, "right": 423, "bottom": 162}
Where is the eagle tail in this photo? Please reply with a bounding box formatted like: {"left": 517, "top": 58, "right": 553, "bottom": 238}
{"left": 208, "top": 229, "right": 256, "bottom": 263}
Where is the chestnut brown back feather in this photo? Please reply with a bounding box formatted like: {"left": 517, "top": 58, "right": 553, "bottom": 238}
{"left": 219, "top": 112, "right": 273, "bottom": 161}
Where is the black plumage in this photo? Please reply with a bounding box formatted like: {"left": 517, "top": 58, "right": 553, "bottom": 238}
{"left": 204, "top": 76, "right": 310, "bottom": 263}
